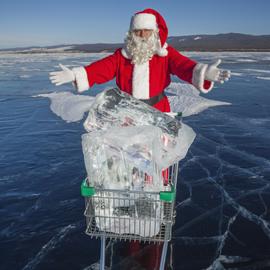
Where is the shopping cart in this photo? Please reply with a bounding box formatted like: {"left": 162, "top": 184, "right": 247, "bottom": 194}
{"left": 81, "top": 161, "right": 179, "bottom": 270}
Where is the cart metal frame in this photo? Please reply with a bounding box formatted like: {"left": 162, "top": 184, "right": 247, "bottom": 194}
{"left": 81, "top": 162, "right": 179, "bottom": 270}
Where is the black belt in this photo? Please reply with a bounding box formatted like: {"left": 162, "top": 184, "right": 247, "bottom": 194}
{"left": 139, "top": 92, "right": 166, "bottom": 106}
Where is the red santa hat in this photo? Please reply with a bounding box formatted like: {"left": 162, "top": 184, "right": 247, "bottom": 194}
{"left": 130, "top": 8, "right": 168, "bottom": 56}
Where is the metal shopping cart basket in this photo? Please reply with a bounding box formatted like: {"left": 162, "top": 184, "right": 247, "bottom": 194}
{"left": 81, "top": 161, "right": 179, "bottom": 270}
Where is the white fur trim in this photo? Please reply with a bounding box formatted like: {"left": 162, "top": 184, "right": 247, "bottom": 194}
{"left": 156, "top": 42, "right": 168, "bottom": 56}
{"left": 132, "top": 62, "right": 150, "bottom": 99}
{"left": 192, "top": 63, "right": 214, "bottom": 93}
{"left": 131, "top": 13, "right": 157, "bottom": 30}
{"left": 121, "top": 48, "right": 131, "bottom": 59}
{"left": 72, "top": 67, "right": 89, "bottom": 93}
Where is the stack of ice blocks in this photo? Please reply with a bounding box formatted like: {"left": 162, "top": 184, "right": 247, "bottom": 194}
{"left": 81, "top": 88, "right": 186, "bottom": 238}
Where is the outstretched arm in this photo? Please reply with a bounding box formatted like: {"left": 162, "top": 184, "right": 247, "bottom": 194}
{"left": 168, "top": 47, "right": 230, "bottom": 93}
{"left": 49, "top": 50, "right": 119, "bottom": 92}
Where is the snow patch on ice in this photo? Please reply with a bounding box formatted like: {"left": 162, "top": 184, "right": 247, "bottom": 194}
{"left": 257, "top": 76, "right": 270, "bottom": 80}
{"left": 19, "top": 74, "right": 32, "bottom": 78}
{"left": 21, "top": 46, "right": 75, "bottom": 53}
{"left": 245, "top": 69, "right": 270, "bottom": 74}
{"left": 231, "top": 72, "right": 243, "bottom": 76}
{"left": 235, "top": 59, "right": 257, "bottom": 63}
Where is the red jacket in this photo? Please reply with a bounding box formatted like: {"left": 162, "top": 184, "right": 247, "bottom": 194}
{"left": 73, "top": 46, "right": 213, "bottom": 112}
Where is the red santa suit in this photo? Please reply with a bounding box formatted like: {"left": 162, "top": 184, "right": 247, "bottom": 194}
{"left": 72, "top": 8, "right": 214, "bottom": 113}
{"left": 73, "top": 8, "right": 214, "bottom": 269}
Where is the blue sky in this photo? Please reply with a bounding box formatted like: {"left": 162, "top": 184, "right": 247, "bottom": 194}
{"left": 1, "top": 0, "right": 270, "bottom": 49}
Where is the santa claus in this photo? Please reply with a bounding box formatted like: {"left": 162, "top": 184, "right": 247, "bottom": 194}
{"left": 49, "top": 8, "right": 231, "bottom": 269}
{"left": 50, "top": 8, "right": 230, "bottom": 113}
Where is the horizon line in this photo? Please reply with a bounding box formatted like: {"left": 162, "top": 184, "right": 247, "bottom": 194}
{"left": 1, "top": 32, "right": 270, "bottom": 50}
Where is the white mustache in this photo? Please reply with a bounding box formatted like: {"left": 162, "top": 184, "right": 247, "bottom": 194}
{"left": 125, "top": 31, "right": 158, "bottom": 64}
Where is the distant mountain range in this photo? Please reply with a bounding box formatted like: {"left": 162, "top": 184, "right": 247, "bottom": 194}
{"left": 1, "top": 33, "right": 270, "bottom": 53}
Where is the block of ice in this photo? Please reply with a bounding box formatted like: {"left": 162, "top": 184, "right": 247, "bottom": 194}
{"left": 82, "top": 88, "right": 196, "bottom": 193}
{"left": 83, "top": 88, "right": 181, "bottom": 137}
{"left": 92, "top": 191, "right": 162, "bottom": 237}
{"left": 82, "top": 124, "right": 195, "bottom": 191}
{"left": 35, "top": 82, "right": 230, "bottom": 122}
{"left": 35, "top": 91, "right": 95, "bottom": 122}
{"left": 166, "top": 83, "right": 231, "bottom": 117}
{"left": 95, "top": 209, "right": 162, "bottom": 237}
{"left": 82, "top": 126, "right": 164, "bottom": 191}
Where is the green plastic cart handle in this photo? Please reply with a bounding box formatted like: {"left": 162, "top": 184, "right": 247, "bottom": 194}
{"left": 81, "top": 179, "right": 175, "bottom": 201}
{"left": 159, "top": 186, "right": 176, "bottom": 202}
{"left": 81, "top": 178, "right": 95, "bottom": 197}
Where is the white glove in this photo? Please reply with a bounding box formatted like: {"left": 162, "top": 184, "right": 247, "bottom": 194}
{"left": 205, "top": 59, "right": 231, "bottom": 84}
{"left": 49, "top": 64, "right": 75, "bottom": 86}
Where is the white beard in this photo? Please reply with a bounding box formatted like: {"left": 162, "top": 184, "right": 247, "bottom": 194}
{"left": 124, "top": 31, "right": 159, "bottom": 65}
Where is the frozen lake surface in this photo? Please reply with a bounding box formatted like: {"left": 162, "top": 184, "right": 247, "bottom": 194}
{"left": 0, "top": 52, "right": 270, "bottom": 270}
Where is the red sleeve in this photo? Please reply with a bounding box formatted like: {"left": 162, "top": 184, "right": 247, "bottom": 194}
{"left": 84, "top": 50, "right": 119, "bottom": 87}
{"left": 168, "top": 46, "right": 197, "bottom": 84}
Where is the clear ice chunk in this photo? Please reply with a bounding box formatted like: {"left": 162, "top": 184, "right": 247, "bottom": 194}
{"left": 83, "top": 88, "right": 181, "bottom": 136}
{"left": 92, "top": 191, "right": 162, "bottom": 237}
{"left": 82, "top": 88, "right": 196, "bottom": 191}
{"left": 82, "top": 125, "right": 164, "bottom": 191}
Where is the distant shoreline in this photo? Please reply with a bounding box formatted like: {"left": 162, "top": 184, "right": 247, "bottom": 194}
{"left": 1, "top": 49, "right": 270, "bottom": 55}
{"left": 1, "top": 33, "right": 270, "bottom": 54}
